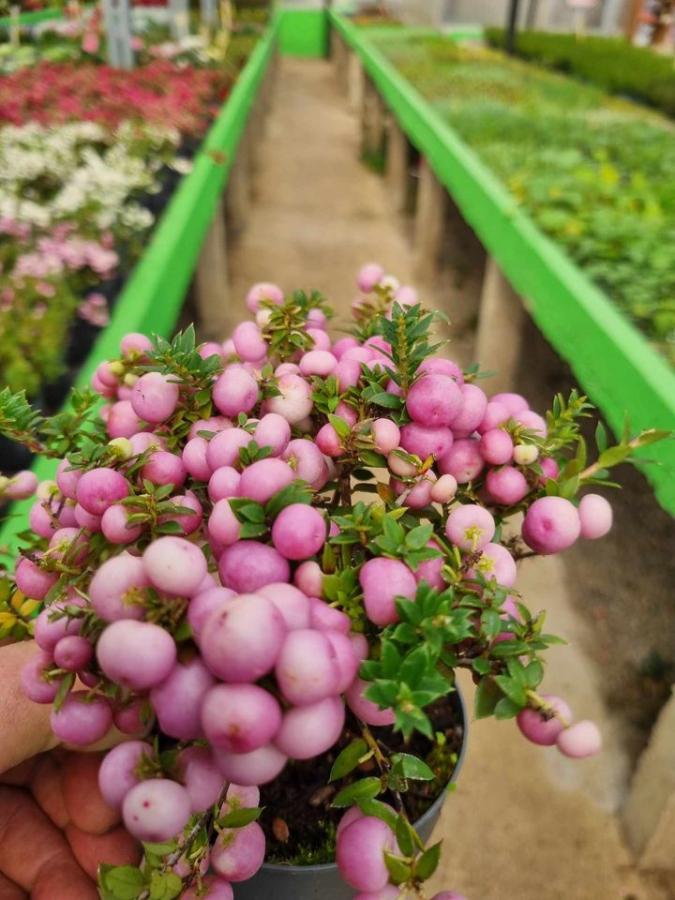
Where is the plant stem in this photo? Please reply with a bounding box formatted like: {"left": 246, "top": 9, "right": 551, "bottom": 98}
{"left": 526, "top": 688, "right": 571, "bottom": 728}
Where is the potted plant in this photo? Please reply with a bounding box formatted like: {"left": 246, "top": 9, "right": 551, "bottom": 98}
{"left": 0, "top": 266, "right": 667, "bottom": 900}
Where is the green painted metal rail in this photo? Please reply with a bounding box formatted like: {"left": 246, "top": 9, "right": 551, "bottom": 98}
{"left": 0, "top": 16, "right": 279, "bottom": 555}
{"left": 0, "top": 6, "right": 63, "bottom": 29}
{"left": 330, "top": 12, "right": 675, "bottom": 514}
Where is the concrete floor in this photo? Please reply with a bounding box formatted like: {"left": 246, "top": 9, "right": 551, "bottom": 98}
{"left": 226, "top": 58, "right": 672, "bottom": 900}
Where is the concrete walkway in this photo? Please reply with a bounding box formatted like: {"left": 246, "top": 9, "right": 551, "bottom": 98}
{"left": 226, "top": 58, "right": 671, "bottom": 900}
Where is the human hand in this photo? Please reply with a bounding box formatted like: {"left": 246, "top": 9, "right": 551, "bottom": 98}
{"left": 0, "top": 642, "right": 141, "bottom": 899}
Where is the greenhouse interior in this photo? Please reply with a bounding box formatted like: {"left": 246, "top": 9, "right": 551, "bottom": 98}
{"left": 0, "top": 0, "right": 673, "bottom": 897}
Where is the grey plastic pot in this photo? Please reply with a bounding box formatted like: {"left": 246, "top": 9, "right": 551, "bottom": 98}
{"left": 233, "top": 689, "right": 468, "bottom": 900}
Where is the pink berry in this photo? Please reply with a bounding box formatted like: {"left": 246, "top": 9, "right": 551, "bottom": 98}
{"left": 107, "top": 401, "right": 143, "bottom": 438}
{"left": 101, "top": 504, "right": 142, "bottom": 544}
{"left": 183, "top": 437, "right": 212, "bottom": 481}
{"left": 208, "top": 499, "right": 241, "bottom": 546}
{"left": 188, "top": 587, "right": 235, "bottom": 639}
{"left": 283, "top": 438, "right": 329, "bottom": 490}
{"left": 485, "top": 466, "right": 529, "bottom": 505}
{"left": 479, "top": 429, "right": 514, "bottom": 466}
{"left": 178, "top": 746, "right": 226, "bottom": 813}
{"left": 294, "top": 560, "right": 323, "bottom": 597}
{"left": 445, "top": 504, "right": 495, "bottom": 551}
{"left": 357, "top": 263, "right": 385, "bottom": 292}
{"left": 89, "top": 551, "right": 148, "bottom": 621}
{"left": 451, "top": 383, "right": 488, "bottom": 435}
{"left": 300, "top": 350, "right": 337, "bottom": 377}
{"left": 257, "top": 582, "right": 311, "bottom": 630}
{"left": 131, "top": 372, "right": 180, "bottom": 424}
{"left": 578, "top": 494, "right": 613, "bottom": 540}
{"left": 20, "top": 651, "right": 62, "bottom": 703}
{"left": 556, "top": 720, "right": 602, "bottom": 758}
{"left": 238, "top": 458, "right": 296, "bottom": 504}
{"left": 211, "top": 821, "right": 266, "bottom": 882}
{"left": 522, "top": 496, "right": 581, "bottom": 555}
{"left": 141, "top": 451, "right": 186, "bottom": 489}
{"left": 214, "top": 744, "right": 287, "bottom": 786}
{"left": 150, "top": 657, "right": 215, "bottom": 740}
{"left": 263, "top": 373, "right": 313, "bottom": 424}
{"left": 276, "top": 629, "right": 340, "bottom": 705}
{"left": 200, "top": 593, "right": 286, "bottom": 682}
{"left": 212, "top": 366, "right": 259, "bottom": 418}
{"left": 517, "top": 695, "right": 572, "bottom": 746}
{"left": 271, "top": 503, "right": 326, "bottom": 560}
{"left": 50, "top": 692, "right": 112, "bottom": 746}
{"left": 438, "top": 438, "right": 484, "bottom": 483}
{"left": 218, "top": 541, "right": 290, "bottom": 593}
{"left": 207, "top": 428, "right": 252, "bottom": 470}
{"left": 245, "top": 282, "right": 284, "bottom": 312}
{"left": 143, "top": 536, "right": 207, "bottom": 597}
{"left": 406, "top": 374, "right": 462, "bottom": 428}
{"left": 346, "top": 678, "right": 395, "bottom": 726}
{"left": 121, "top": 332, "right": 153, "bottom": 356}
{"left": 182, "top": 877, "right": 233, "bottom": 900}
{"left": 122, "top": 779, "right": 191, "bottom": 842}
{"left": 76, "top": 467, "right": 129, "bottom": 516}
{"left": 15, "top": 557, "right": 57, "bottom": 601}
{"left": 254, "top": 413, "right": 291, "bottom": 456}
{"left": 400, "top": 423, "right": 453, "bottom": 460}
{"left": 309, "top": 597, "right": 351, "bottom": 633}
{"left": 430, "top": 473, "right": 458, "bottom": 503}
{"left": 202, "top": 684, "right": 282, "bottom": 753}
{"left": 233, "top": 321, "right": 267, "bottom": 362}
{"left": 53, "top": 635, "right": 93, "bottom": 671}
{"left": 96, "top": 620, "right": 176, "bottom": 690}
{"left": 336, "top": 816, "right": 396, "bottom": 892}
{"left": 468, "top": 542, "right": 517, "bottom": 587}
{"left": 359, "top": 557, "right": 417, "bottom": 626}
{"left": 275, "top": 696, "right": 345, "bottom": 759}
{"left": 98, "top": 740, "right": 151, "bottom": 810}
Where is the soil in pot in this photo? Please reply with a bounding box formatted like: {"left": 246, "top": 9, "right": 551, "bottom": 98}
{"left": 260, "top": 694, "right": 464, "bottom": 867}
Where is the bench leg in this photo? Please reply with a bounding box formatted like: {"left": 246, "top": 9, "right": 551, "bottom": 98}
{"left": 414, "top": 157, "right": 446, "bottom": 276}
{"left": 194, "top": 197, "right": 231, "bottom": 340}
{"left": 474, "top": 256, "right": 526, "bottom": 393}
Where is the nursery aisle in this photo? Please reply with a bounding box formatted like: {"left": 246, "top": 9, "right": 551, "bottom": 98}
{"left": 226, "top": 59, "right": 670, "bottom": 900}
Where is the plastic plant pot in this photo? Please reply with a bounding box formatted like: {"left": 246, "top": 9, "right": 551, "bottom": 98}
{"left": 234, "top": 689, "right": 468, "bottom": 899}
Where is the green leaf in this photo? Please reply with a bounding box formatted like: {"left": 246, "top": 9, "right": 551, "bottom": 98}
{"left": 332, "top": 777, "right": 382, "bottom": 808}
{"left": 218, "top": 806, "right": 263, "bottom": 828}
{"left": 405, "top": 523, "right": 434, "bottom": 551}
{"left": 328, "top": 414, "right": 351, "bottom": 440}
{"left": 148, "top": 870, "right": 182, "bottom": 900}
{"left": 370, "top": 391, "right": 403, "bottom": 410}
{"left": 595, "top": 421, "right": 608, "bottom": 453}
{"left": 359, "top": 449, "right": 388, "bottom": 467}
{"left": 265, "top": 481, "right": 314, "bottom": 519}
{"left": 395, "top": 816, "right": 416, "bottom": 857}
{"left": 597, "top": 445, "right": 631, "bottom": 468}
{"left": 494, "top": 675, "right": 527, "bottom": 707}
{"left": 391, "top": 753, "right": 435, "bottom": 781}
{"left": 415, "top": 840, "right": 442, "bottom": 880}
{"left": 356, "top": 798, "right": 398, "bottom": 830}
{"left": 474, "top": 677, "right": 501, "bottom": 719}
{"left": 53, "top": 671, "right": 75, "bottom": 711}
{"left": 329, "top": 739, "right": 369, "bottom": 782}
{"left": 383, "top": 851, "right": 413, "bottom": 885}
{"left": 494, "top": 697, "right": 522, "bottom": 720}
{"left": 98, "top": 864, "right": 146, "bottom": 900}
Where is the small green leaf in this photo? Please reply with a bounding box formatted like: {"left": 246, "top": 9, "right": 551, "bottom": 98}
{"left": 395, "top": 816, "right": 417, "bottom": 857}
{"left": 415, "top": 840, "right": 442, "bottom": 880}
{"left": 332, "top": 777, "right": 382, "bottom": 808}
{"left": 474, "top": 677, "right": 501, "bottom": 719}
{"left": 218, "top": 806, "right": 263, "bottom": 828}
{"left": 391, "top": 753, "right": 435, "bottom": 781}
{"left": 148, "top": 870, "right": 182, "bottom": 900}
{"left": 595, "top": 421, "right": 608, "bottom": 453}
{"left": 383, "top": 851, "right": 413, "bottom": 885}
{"left": 328, "top": 414, "right": 351, "bottom": 440}
{"left": 356, "top": 798, "right": 398, "bottom": 830}
{"left": 53, "top": 671, "right": 75, "bottom": 711}
{"left": 370, "top": 391, "right": 403, "bottom": 410}
{"left": 98, "top": 864, "right": 146, "bottom": 900}
{"left": 329, "top": 738, "right": 369, "bottom": 782}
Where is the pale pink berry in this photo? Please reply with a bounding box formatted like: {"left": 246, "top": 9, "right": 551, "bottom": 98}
{"left": 578, "top": 494, "right": 613, "bottom": 540}
{"left": 556, "top": 720, "right": 602, "bottom": 758}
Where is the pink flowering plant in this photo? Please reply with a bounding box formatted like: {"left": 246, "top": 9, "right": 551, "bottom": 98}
{"left": 0, "top": 269, "right": 668, "bottom": 899}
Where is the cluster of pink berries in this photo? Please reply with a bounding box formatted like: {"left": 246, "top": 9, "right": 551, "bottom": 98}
{"left": 0, "top": 469, "right": 37, "bottom": 502}
{"left": 12, "top": 265, "right": 616, "bottom": 898}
